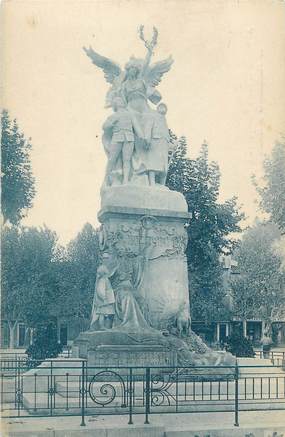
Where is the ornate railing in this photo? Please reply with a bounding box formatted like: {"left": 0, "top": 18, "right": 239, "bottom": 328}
{"left": 1, "top": 359, "right": 285, "bottom": 427}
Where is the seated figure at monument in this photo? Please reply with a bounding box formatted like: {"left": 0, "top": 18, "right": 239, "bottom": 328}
{"left": 113, "top": 278, "right": 156, "bottom": 333}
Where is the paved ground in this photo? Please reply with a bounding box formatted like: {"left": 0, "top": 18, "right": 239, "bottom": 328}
{"left": 1, "top": 410, "right": 285, "bottom": 436}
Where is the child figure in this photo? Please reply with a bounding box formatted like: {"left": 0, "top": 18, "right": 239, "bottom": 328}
{"left": 102, "top": 96, "right": 143, "bottom": 185}
{"left": 90, "top": 264, "right": 115, "bottom": 330}
{"left": 144, "top": 103, "right": 170, "bottom": 186}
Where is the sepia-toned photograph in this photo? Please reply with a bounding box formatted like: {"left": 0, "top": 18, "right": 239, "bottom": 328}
{"left": 1, "top": 0, "right": 285, "bottom": 435}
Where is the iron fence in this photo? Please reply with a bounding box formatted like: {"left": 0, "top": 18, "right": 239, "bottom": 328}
{"left": 254, "top": 350, "right": 285, "bottom": 365}
{"left": 0, "top": 355, "right": 29, "bottom": 374}
{"left": 1, "top": 359, "right": 285, "bottom": 427}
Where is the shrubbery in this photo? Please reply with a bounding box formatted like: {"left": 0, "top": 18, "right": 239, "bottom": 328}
{"left": 224, "top": 333, "right": 255, "bottom": 357}
{"left": 26, "top": 323, "right": 63, "bottom": 362}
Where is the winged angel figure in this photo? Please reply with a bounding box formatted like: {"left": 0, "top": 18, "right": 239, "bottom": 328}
{"left": 84, "top": 26, "right": 174, "bottom": 187}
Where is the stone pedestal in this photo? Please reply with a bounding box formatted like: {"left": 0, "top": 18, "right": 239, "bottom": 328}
{"left": 73, "top": 185, "right": 194, "bottom": 368}
{"left": 88, "top": 345, "right": 175, "bottom": 367}
{"left": 100, "top": 184, "right": 188, "bottom": 212}
{"left": 98, "top": 184, "right": 191, "bottom": 330}
{"left": 72, "top": 330, "right": 177, "bottom": 369}
{"left": 72, "top": 325, "right": 236, "bottom": 372}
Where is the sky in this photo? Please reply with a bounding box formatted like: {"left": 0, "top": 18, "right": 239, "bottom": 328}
{"left": 2, "top": 0, "right": 285, "bottom": 244}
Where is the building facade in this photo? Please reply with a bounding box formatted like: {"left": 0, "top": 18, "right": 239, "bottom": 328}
{"left": 192, "top": 255, "right": 285, "bottom": 347}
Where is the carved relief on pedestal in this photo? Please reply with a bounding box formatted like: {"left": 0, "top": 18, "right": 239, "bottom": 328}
{"left": 96, "top": 213, "right": 190, "bottom": 330}
{"left": 99, "top": 215, "right": 188, "bottom": 260}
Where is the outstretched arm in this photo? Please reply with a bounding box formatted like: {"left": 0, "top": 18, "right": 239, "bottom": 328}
{"left": 140, "top": 48, "right": 153, "bottom": 78}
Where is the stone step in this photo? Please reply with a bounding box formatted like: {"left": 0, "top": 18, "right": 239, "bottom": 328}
{"left": 166, "top": 425, "right": 285, "bottom": 437}
{"left": 238, "top": 358, "right": 274, "bottom": 366}
{"left": 239, "top": 366, "right": 285, "bottom": 375}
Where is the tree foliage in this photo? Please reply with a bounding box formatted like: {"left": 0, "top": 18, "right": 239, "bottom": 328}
{"left": 1, "top": 222, "right": 100, "bottom": 348}
{"left": 254, "top": 141, "right": 285, "bottom": 233}
{"left": 65, "top": 223, "right": 100, "bottom": 319}
{"left": 1, "top": 110, "right": 35, "bottom": 225}
{"left": 167, "top": 136, "right": 244, "bottom": 322}
{"left": 273, "top": 236, "right": 285, "bottom": 274}
{"left": 1, "top": 225, "right": 59, "bottom": 331}
{"left": 231, "top": 221, "right": 285, "bottom": 322}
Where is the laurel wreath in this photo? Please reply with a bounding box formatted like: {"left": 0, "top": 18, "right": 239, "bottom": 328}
{"left": 139, "top": 25, "right": 158, "bottom": 52}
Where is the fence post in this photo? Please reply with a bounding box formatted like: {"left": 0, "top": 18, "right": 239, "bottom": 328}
{"left": 49, "top": 361, "right": 53, "bottom": 417}
{"left": 17, "top": 357, "right": 21, "bottom": 417}
{"left": 80, "top": 360, "right": 86, "bottom": 426}
{"left": 1, "top": 373, "right": 3, "bottom": 413}
{"left": 128, "top": 368, "right": 133, "bottom": 425}
{"left": 234, "top": 360, "right": 239, "bottom": 427}
{"left": 34, "top": 373, "right": 37, "bottom": 412}
{"left": 144, "top": 367, "right": 150, "bottom": 424}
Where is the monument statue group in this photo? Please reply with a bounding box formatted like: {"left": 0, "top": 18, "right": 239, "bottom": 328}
{"left": 84, "top": 25, "right": 172, "bottom": 189}
{"left": 73, "top": 27, "right": 234, "bottom": 370}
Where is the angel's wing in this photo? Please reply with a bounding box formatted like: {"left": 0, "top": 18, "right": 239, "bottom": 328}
{"left": 83, "top": 46, "right": 122, "bottom": 85}
{"left": 145, "top": 56, "right": 174, "bottom": 87}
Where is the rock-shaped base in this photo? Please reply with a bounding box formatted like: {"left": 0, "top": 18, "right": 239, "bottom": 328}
{"left": 101, "top": 184, "right": 188, "bottom": 213}
{"left": 73, "top": 329, "right": 236, "bottom": 379}
{"left": 73, "top": 329, "right": 177, "bottom": 367}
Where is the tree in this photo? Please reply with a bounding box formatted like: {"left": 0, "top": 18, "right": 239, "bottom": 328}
{"left": 167, "top": 138, "right": 244, "bottom": 322}
{"left": 273, "top": 236, "right": 285, "bottom": 273}
{"left": 1, "top": 221, "right": 100, "bottom": 348}
{"left": 1, "top": 110, "right": 35, "bottom": 225}
{"left": 254, "top": 141, "right": 285, "bottom": 233}
{"left": 64, "top": 223, "right": 100, "bottom": 322}
{"left": 1, "top": 225, "right": 59, "bottom": 347}
{"left": 231, "top": 221, "right": 285, "bottom": 328}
